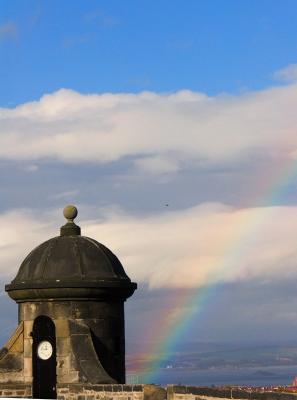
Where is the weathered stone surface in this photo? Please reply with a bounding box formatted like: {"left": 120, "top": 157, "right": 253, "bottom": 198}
{"left": 11, "top": 381, "right": 293, "bottom": 400}
{"left": 56, "top": 319, "right": 70, "bottom": 338}
{"left": 23, "top": 356, "right": 32, "bottom": 378}
{"left": 166, "top": 386, "right": 297, "bottom": 400}
{"left": 57, "top": 337, "right": 71, "bottom": 357}
{"left": 6, "top": 235, "right": 137, "bottom": 303}
{"left": 58, "top": 370, "right": 79, "bottom": 384}
{"left": 0, "top": 209, "right": 138, "bottom": 394}
{"left": 5, "top": 300, "right": 130, "bottom": 386}
{"left": 144, "top": 384, "right": 166, "bottom": 400}
{"left": 0, "top": 383, "right": 31, "bottom": 398}
{"left": 0, "top": 322, "right": 24, "bottom": 376}
{"left": 0, "top": 351, "right": 22, "bottom": 371}
{"left": 23, "top": 339, "right": 33, "bottom": 358}
{"left": 57, "top": 354, "right": 71, "bottom": 371}
{"left": 23, "top": 320, "right": 33, "bottom": 340}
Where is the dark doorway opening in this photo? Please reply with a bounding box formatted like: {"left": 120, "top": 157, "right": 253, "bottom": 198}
{"left": 32, "top": 315, "right": 57, "bottom": 399}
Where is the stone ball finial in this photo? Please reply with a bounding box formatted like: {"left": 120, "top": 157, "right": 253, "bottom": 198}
{"left": 61, "top": 205, "right": 80, "bottom": 236}
{"left": 63, "top": 205, "right": 78, "bottom": 222}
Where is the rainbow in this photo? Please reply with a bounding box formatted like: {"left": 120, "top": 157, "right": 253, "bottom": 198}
{"left": 130, "top": 152, "right": 297, "bottom": 383}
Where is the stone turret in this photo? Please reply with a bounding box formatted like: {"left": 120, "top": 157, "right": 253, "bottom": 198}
{"left": 0, "top": 206, "right": 137, "bottom": 399}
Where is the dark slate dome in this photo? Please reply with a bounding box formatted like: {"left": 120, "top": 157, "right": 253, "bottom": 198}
{"left": 6, "top": 205, "right": 137, "bottom": 302}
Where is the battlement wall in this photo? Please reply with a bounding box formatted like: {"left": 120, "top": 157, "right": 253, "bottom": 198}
{"left": 167, "top": 385, "right": 297, "bottom": 400}
{"left": 1, "top": 384, "right": 297, "bottom": 399}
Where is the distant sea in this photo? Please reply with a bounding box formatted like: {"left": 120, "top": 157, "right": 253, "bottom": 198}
{"left": 127, "top": 366, "right": 297, "bottom": 387}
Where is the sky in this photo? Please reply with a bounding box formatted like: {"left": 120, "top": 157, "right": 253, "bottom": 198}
{"left": 2, "top": 0, "right": 297, "bottom": 377}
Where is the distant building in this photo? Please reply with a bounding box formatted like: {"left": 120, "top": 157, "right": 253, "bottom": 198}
{"left": 0, "top": 206, "right": 137, "bottom": 399}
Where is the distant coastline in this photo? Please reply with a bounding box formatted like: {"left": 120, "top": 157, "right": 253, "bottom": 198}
{"left": 126, "top": 342, "right": 297, "bottom": 386}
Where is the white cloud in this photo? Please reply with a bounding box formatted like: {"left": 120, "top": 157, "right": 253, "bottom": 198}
{"left": 1, "top": 204, "right": 297, "bottom": 289}
{"left": 273, "top": 64, "right": 297, "bottom": 83}
{"left": 134, "top": 155, "right": 181, "bottom": 174}
{"left": 20, "top": 164, "right": 39, "bottom": 172}
{"left": 0, "top": 210, "right": 56, "bottom": 281}
{"left": 90, "top": 204, "right": 297, "bottom": 288}
{"left": 0, "top": 82, "right": 297, "bottom": 170}
{"left": 50, "top": 190, "right": 79, "bottom": 200}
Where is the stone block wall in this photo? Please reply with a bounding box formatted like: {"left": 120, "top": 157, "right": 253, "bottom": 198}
{"left": 0, "top": 383, "right": 31, "bottom": 398}
{"left": 19, "top": 301, "right": 124, "bottom": 384}
{"left": 167, "top": 385, "right": 297, "bottom": 400}
{"left": 1, "top": 384, "right": 297, "bottom": 399}
{"left": 0, "top": 384, "right": 166, "bottom": 399}
{"left": 57, "top": 384, "right": 145, "bottom": 400}
{"left": 0, "top": 322, "right": 24, "bottom": 384}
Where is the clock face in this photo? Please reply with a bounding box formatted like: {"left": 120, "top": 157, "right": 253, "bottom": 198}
{"left": 37, "top": 341, "right": 53, "bottom": 360}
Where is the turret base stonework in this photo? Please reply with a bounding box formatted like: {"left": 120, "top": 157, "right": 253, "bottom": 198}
{"left": 2, "top": 206, "right": 136, "bottom": 398}
{"left": 0, "top": 303, "right": 132, "bottom": 396}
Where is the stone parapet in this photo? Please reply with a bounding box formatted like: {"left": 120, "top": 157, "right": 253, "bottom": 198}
{"left": 56, "top": 384, "right": 156, "bottom": 400}
{"left": 1, "top": 384, "right": 297, "bottom": 399}
{"left": 167, "top": 385, "right": 297, "bottom": 400}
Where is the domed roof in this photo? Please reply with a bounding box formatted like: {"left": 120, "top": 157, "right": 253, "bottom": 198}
{"left": 5, "top": 206, "right": 136, "bottom": 302}
{"left": 11, "top": 235, "right": 130, "bottom": 283}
